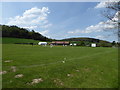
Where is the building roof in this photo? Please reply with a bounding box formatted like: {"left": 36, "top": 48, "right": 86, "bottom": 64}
{"left": 51, "top": 41, "right": 69, "bottom": 44}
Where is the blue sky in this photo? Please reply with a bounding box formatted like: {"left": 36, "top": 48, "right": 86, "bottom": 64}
{"left": 1, "top": 2, "right": 118, "bottom": 42}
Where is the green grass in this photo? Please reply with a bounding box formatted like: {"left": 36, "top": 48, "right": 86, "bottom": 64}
{"left": 2, "top": 44, "right": 118, "bottom": 88}
{"left": 0, "top": 44, "right": 2, "bottom": 89}
{"left": 2, "top": 37, "right": 40, "bottom": 44}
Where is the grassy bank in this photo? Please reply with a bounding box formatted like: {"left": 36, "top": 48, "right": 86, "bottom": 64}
{"left": 2, "top": 37, "right": 40, "bottom": 44}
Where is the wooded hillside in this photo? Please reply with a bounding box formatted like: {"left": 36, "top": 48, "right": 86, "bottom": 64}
{"left": 1, "top": 25, "right": 52, "bottom": 41}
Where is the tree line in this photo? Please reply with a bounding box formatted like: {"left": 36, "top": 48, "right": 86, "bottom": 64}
{"left": 0, "top": 25, "right": 53, "bottom": 41}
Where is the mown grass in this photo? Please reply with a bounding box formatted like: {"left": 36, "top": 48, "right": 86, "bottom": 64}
{"left": 2, "top": 44, "right": 118, "bottom": 88}
{"left": 2, "top": 37, "right": 40, "bottom": 44}
{"left": 0, "top": 30, "right": 1, "bottom": 89}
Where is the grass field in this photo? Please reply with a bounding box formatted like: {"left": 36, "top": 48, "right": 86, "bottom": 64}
{"left": 2, "top": 37, "right": 40, "bottom": 44}
{"left": 2, "top": 44, "right": 118, "bottom": 88}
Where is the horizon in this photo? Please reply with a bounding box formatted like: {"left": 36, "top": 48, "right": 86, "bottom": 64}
{"left": 1, "top": 24, "right": 113, "bottom": 43}
{"left": 1, "top": 1, "right": 118, "bottom": 42}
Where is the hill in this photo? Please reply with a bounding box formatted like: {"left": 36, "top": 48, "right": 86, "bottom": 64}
{"left": 61, "top": 37, "right": 113, "bottom": 47}
{"left": 1, "top": 25, "right": 53, "bottom": 41}
{"left": 0, "top": 24, "right": 114, "bottom": 47}
{"left": 62, "top": 37, "right": 110, "bottom": 43}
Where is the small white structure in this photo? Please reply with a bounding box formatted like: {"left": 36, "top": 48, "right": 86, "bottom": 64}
{"left": 73, "top": 43, "right": 77, "bottom": 46}
{"left": 38, "top": 42, "right": 47, "bottom": 46}
{"left": 70, "top": 43, "right": 73, "bottom": 46}
{"left": 91, "top": 43, "right": 96, "bottom": 47}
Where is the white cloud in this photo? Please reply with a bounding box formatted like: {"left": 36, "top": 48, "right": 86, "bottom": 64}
{"left": 67, "top": 19, "right": 116, "bottom": 35}
{"left": 23, "top": 26, "right": 38, "bottom": 29}
{"left": 68, "top": 29, "right": 82, "bottom": 34}
{"left": 95, "top": 35, "right": 107, "bottom": 39}
{"left": 39, "top": 30, "right": 49, "bottom": 36}
{"left": 95, "top": 0, "right": 120, "bottom": 8}
{"left": 95, "top": 34, "right": 118, "bottom": 42}
{"left": 41, "top": 23, "right": 52, "bottom": 28}
{"left": 68, "top": 8, "right": 119, "bottom": 35}
{"left": 112, "top": 11, "right": 120, "bottom": 23}
{"left": 95, "top": 1, "right": 107, "bottom": 8}
{"left": 7, "top": 7, "right": 52, "bottom": 30}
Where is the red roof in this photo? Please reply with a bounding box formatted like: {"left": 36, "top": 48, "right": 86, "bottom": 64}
{"left": 51, "top": 41, "right": 69, "bottom": 44}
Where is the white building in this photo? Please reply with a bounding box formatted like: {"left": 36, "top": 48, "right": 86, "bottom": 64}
{"left": 70, "top": 43, "right": 73, "bottom": 46}
{"left": 38, "top": 42, "right": 47, "bottom": 45}
{"left": 91, "top": 43, "right": 96, "bottom": 47}
{"left": 73, "top": 43, "right": 77, "bottom": 46}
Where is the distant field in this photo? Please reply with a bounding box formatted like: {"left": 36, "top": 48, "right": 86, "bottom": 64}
{"left": 2, "top": 37, "right": 40, "bottom": 44}
{"left": 2, "top": 44, "right": 118, "bottom": 88}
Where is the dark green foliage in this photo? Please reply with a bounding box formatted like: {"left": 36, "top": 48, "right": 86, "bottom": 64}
{"left": 112, "top": 41, "right": 116, "bottom": 46}
{"left": 111, "top": 41, "right": 120, "bottom": 47}
{"left": 62, "top": 37, "right": 100, "bottom": 43}
{"left": 2, "top": 37, "right": 40, "bottom": 44}
{"left": 97, "top": 41, "right": 112, "bottom": 47}
{"left": 63, "top": 37, "right": 112, "bottom": 47}
{"left": 1, "top": 25, "right": 52, "bottom": 41}
{"left": 80, "top": 41, "right": 85, "bottom": 46}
